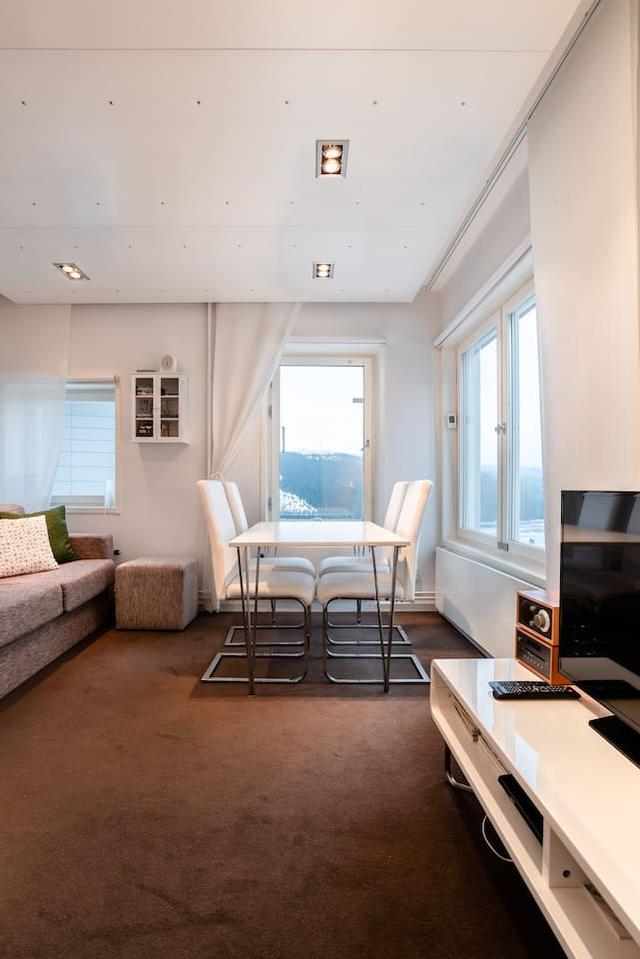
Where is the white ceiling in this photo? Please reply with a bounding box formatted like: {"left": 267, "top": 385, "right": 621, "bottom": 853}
{"left": 0, "top": 1, "right": 580, "bottom": 304}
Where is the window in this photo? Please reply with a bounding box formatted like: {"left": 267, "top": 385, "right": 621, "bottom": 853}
{"left": 268, "top": 355, "right": 373, "bottom": 520}
{"left": 51, "top": 380, "right": 117, "bottom": 509}
{"left": 458, "top": 281, "right": 544, "bottom": 561}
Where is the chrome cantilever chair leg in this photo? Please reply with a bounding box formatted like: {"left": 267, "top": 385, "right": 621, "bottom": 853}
{"left": 327, "top": 589, "right": 411, "bottom": 646}
{"left": 223, "top": 591, "right": 306, "bottom": 650}
{"left": 322, "top": 545, "right": 428, "bottom": 690}
{"left": 202, "top": 547, "right": 312, "bottom": 689}
{"left": 323, "top": 548, "right": 427, "bottom": 686}
{"left": 202, "top": 601, "right": 312, "bottom": 686}
{"left": 322, "top": 599, "right": 428, "bottom": 685}
{"left": 325, "top": 614, "right": 412, "bottom": 647}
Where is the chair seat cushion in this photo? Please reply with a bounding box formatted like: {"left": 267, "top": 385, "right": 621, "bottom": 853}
{"left": 316, "top": 571, "right": 405, "bottom": 606}
{"left": 0, "top": 580, "right": 64, "bottom": 647}
{"left": 227, "top": 569, "right": 314, "bottom": 605}
{"left": 251, "top": 557, "right": 315, "bottom": 577}
{"left": 318, "top": 555, "right": 390, "bottom": 576}
{"left": 0, "top": 559, "right": 115, "bottom": 614}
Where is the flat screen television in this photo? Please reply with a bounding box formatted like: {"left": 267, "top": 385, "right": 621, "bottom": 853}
{"left": 560, "top": 491, "right": 640, "bottom": 766}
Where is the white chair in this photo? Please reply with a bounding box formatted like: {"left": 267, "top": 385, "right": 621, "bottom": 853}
{"left": 316, "top": 479, "right": 432, "bottom": 688}
{"left": 222, "top": 481, "right": 316, "bottom": 648}
{"left": 318, "top": 481, "right": 408, "bottom": 578}
{"left": 321, "top": 481, "right": 411, "bottom": 644}
{"left": 224, "top": 482, "right": 315, "bottom": 577}
{"left": 197, "top": 480, "right": 314, "bottom": 692}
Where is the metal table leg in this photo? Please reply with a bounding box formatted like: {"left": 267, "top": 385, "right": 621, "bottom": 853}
{"left": 385, "top": 546, "right": 400, "bottom": 693}
{"left": 237, "top": 546, "right": 254, "bottom": 696}
{"left": 370, "top": 546, "right": 388, "bottom": 690}
{"left": 251, "top": 548, "right": 261, "bottom": 696}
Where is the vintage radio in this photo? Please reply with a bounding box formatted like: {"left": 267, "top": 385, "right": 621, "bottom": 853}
{"left": 515, "top": 588, "right": 567, "bottom": 684}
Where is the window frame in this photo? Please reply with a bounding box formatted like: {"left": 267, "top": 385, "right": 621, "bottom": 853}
{"left": 266, "top": 352, "right": 375, "bottom": 522}
{"left": 50, "top": 377, "right": 121, "bottom": 514}
{"left": 456, "top": 278, "right": 545, "bottom": 569}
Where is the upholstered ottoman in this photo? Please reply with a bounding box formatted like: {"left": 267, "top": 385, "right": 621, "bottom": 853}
{"left": 115, "top": 557, "right": 198, "bottom": 630}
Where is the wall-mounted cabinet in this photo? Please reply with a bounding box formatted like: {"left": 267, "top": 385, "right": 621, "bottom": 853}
{"left": 131, "top": 373, "right": 189, "bottom": 443}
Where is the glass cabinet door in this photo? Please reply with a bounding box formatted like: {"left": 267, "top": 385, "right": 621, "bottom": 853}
{"left": 134, "top": 376, "right": 155, "bottom": 438}
{"left": 160, "top": 376, "right": 180, "bottom": 438}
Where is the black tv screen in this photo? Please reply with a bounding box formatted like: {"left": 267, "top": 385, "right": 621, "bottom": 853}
{"left": 560, "top": 491, "right": 640, "bottom": 735}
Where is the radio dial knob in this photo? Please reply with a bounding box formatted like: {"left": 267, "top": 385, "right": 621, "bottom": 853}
{"left": 532, "top": 609, "right": 551, "bottom": 633}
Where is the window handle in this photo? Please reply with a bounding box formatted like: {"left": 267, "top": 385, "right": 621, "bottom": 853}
{"left": 361, "top": 438, "right": 370, "bottom": 453}
{"left": 494, "top": 422, "right": 507, "bottom": 435}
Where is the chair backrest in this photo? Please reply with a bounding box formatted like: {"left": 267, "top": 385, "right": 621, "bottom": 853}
{"left": 223, "top": 481, "right": 249, "bottom": 534}
{"left": 197, "top": 480, "right": 238, "bottom": 610}
{"left": 394, "top": 480, "right": 433, "bottom": 601}
{"left": 383, "top": 482, "right": 409, "bottom": 531}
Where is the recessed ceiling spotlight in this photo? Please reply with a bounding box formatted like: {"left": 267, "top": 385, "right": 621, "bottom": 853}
{"left": 316, "top": 140, "right": 349, "bottom": 178}
{"left": 54, "top": 262, "right": 89, "bottom": 281}
{"left": 313, "top": 262, "right": 334, "bottom": 279}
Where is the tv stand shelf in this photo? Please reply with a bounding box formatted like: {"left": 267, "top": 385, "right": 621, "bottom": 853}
{"left": 431, "top": 658, "right": 640, "bottom": 959}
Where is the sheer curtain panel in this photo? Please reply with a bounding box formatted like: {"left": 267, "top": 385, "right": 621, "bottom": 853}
{"left": 0, "top": 299, "right": 70, "bottom": 511}
{"left": 208, "top": 302, "right": 299, "bottom": 479}
{"left": 203, "top": 302, "right": 299, "bottom": 609}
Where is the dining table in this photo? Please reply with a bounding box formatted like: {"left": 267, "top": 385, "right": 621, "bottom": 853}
{"left": 228, "top": 519, "right": 412, "bottom": 693}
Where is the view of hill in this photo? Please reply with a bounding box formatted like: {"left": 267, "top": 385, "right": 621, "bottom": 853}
{"left": 278, "top": 454, "right": 544, "bottom": 544}
{"left": 280, "top": 451, "right": 363, "bottom": 519}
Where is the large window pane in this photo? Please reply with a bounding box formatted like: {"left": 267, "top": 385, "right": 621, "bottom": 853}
{"left": 279, "top": 364, "right": 364, "bottom": 520}
{"left": 460, "top": 329, "right": 498, "bottom": 537}
{"left": 509, "top": 301, "right": 545, "bottom": 548}
{"left": 51, "top": 382, "right": 116, "bottom": 507}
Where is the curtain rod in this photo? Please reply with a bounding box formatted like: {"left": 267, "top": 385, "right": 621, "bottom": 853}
{"left": 421, "top": 0, "right": 603, "bottom": 295}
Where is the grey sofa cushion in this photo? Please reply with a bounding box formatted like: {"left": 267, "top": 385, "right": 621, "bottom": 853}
{"left": 0, "top": 581, "right": 64, "bottom": 647}
{"left": 1, "top": 560, "right": 115, "bottom": 614}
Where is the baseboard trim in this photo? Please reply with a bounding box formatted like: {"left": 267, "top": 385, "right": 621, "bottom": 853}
{"left": 199, "top": 590, "right": 436, "bottom": 614}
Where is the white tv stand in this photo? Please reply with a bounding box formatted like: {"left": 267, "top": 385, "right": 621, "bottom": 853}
{"left": 431, "top": 658, "right": 640, "bottom": 959}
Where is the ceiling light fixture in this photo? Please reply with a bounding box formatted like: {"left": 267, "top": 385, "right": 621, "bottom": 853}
{"left": 316, "top": 140, "right": 349, "bottom": 178}
{"left": 313, "top": 262, "right": 334, "bottom": 279}
{"left": 54, "top": 262, "right": 89, "bottom": 281}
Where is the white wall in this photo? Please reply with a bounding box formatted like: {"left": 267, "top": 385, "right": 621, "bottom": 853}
{"left": 66, "top": 303, "right": 209, "bottom": 565}
{"left": 435, "top": 548, "right": 533, "bottom": 657}
{"left": 528, "top": 0, "right": 640, "bottom": 589}
{"left": 434, "top": 0, "right": 640, "bottom": 654}
{"left": 228, "top": 297, "right": 442, "bottom": 594}
{"left": 60, "top": 297, "right": 440, "bottom": 595}
{"left": 438, "top": 167, "right": 531, "bottom": 326}
{"left": 433, "top": 160, "right": 537, "bottom": 651}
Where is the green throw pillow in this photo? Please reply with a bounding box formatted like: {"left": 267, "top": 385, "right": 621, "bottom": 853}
{"left": 0, "top": 505, "right": 78, "bottom": 564}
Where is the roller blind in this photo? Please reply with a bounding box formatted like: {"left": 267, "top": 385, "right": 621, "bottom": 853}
{"left": 51, "top": 380, "right": 116, "bottom": 508}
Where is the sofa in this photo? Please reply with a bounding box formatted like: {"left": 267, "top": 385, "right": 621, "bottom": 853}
{"left": 0, "top": 505, "right": 115, "bottom": 699}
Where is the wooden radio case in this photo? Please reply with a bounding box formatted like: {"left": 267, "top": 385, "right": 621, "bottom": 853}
{"left": 515, "top": 588, "right": 568, "bottom": 684}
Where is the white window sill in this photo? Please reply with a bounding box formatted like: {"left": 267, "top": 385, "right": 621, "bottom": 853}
{"left": 64, "top": 507, "right": 121, "bottom": 516}
{"left": 440, "top": 536, "right": 546, "bottom": 588}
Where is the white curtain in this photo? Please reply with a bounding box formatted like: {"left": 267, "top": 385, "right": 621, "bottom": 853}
{"left": 0, "top": 299, "right": 70, "bottom": 512}
{"left": 208, "top": 302, "right": 300, "bottom": 478}
{"left": 202, "top": 302, "right": 299, "bottom": 610}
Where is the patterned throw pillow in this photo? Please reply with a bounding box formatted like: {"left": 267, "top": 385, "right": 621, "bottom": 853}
{"left": 0, "top": 515, "right": 59, "bottom": 578}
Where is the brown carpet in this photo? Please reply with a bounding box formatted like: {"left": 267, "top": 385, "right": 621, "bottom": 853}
{"left": 0, "top": 612, "right": 564, "bottom": 959}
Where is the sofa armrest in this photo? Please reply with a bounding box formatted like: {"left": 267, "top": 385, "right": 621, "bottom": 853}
{"left": 69, "top": 534, "right": 114, "bottom": 560}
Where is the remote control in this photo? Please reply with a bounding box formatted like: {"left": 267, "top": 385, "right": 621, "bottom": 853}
{"left": 489, "top": 680, "right": 580, "bottom": 700}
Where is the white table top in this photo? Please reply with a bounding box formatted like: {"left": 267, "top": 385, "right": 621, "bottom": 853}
{"left": 432, "top": 657, "right": 640, "bottom": 942}
{"left": 229, "top": 520, "right": 409, "bottom": 549}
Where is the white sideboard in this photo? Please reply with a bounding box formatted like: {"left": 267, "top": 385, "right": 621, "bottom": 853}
{"left": 431, "top": 657, "right": 640, "bottom": 959}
